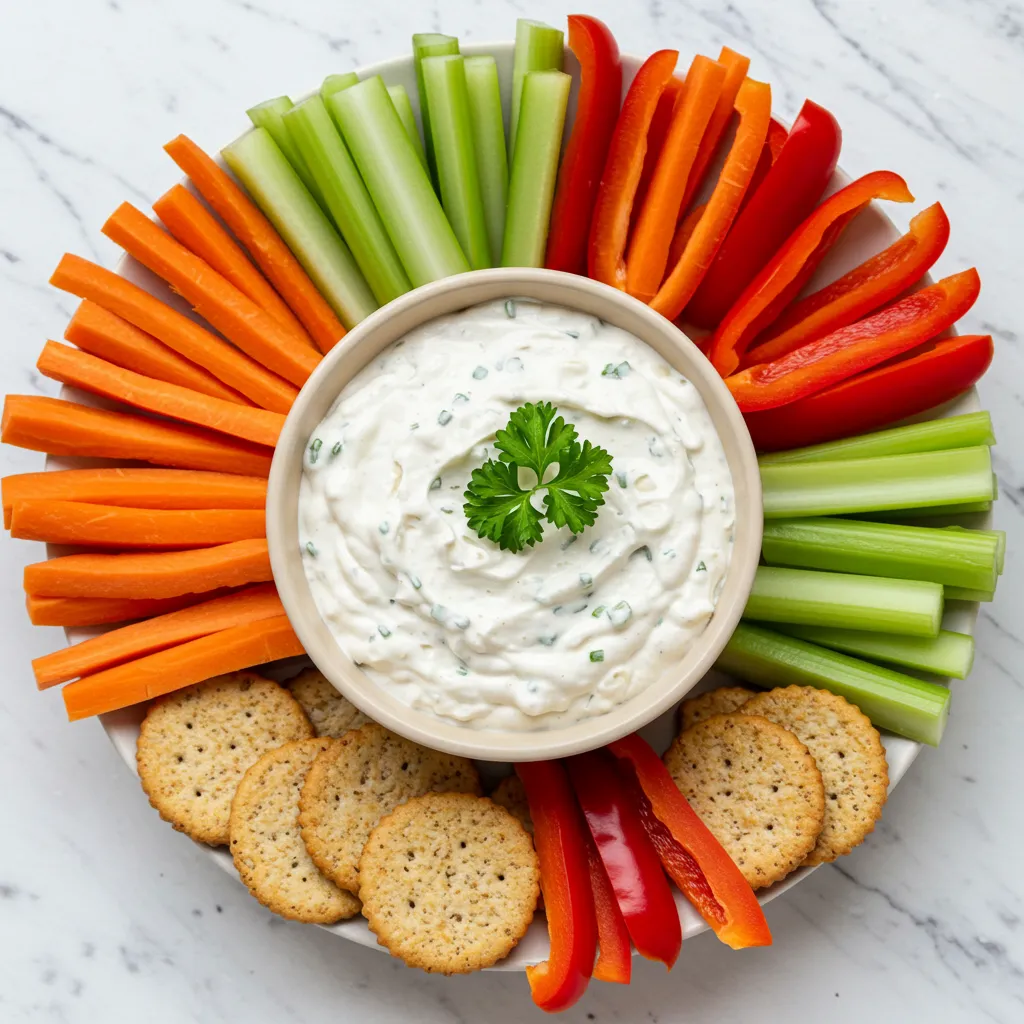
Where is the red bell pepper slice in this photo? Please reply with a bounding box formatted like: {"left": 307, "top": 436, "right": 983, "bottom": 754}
{"left": 745, "top": 333, "right": 993, "bottom": 452}
{"left": 727, "top": 268, "right": 981, "bottom": 412}
{"left": 516, "top": 760, "right": 597, "bottom": 1013}
{"left": 736, "top": 118, "right": 788, "bottom": 216}
{"left": 566, "top": 751, "right": 682, "bottom": 969}
{"left": 687, "top": 100, "right": 842, "bottom": 328}
{"left": 748, "top": 201, "right": 950, "bottom": 363}
{"left": 588, "top": 49, "right": 680, "bottom": 288}
{"left": 707, "top": 170, "right": 915, "bottom": 377}
{"left": 607, "top": 733, "right": 771, "bottom": 950}
{"left": 586, "top": 832, "right": 632, "bottom": 984}
{"left": 545, "top": 16, "right": 622, "bottom": 275}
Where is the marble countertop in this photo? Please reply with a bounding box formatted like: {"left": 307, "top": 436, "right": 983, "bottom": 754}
{"left": 2, "top": 0, "right": 1023, "bottom": 1021}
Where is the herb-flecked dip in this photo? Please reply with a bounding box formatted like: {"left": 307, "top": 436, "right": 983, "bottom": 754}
{"left": 299, "top": 299, "right": 735, "bottom": 730}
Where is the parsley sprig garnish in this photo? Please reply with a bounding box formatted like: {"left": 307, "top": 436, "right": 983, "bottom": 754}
{"left": 463, "top": 402, "right": 612, "bottom": 553}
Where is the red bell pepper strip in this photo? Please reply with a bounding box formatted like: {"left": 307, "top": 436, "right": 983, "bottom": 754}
{"left": 631, "top": 74, "right": 685, "bottom": 226}
{"left": 687, "top": 100, "right": 842, "bottom": 328}
{"left": 586, "top": 832, "right": 632, "bottom": 984}
{"left": 566, "top": 751, "right": 682, "bottom": 969}
{"left": 745, "top": 333, "right": 993, "bottom": 452}
{"left": 736, "top": 118, "right": 787, "bottom": 217}
{"left": 607, "top": 733, "right": 771, "bottom": 950}
{"left": 727, "top": 268, "right": 981, "bottom": 412}
{"left": 707, "top": 170, "right": 914, "bottom": 376}
{"left": 748, "top": 201, "right": 950, "bottom": 363}
{"left": 545, "top": 16, "right": 622, "bottom": 275}
{"left": 651, "top": 77, "right": 772, "bottom": 321}
{"left": 516, "top": 760, "right": 597, "bottom": 1013}
{"left": 588, "top": 49, "right": 680, "bottom": 289}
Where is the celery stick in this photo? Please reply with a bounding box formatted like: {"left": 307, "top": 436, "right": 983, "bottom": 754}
{"left": 945, "top": 585, "right": 995, "bottom": 602}
{"left": 284, "top": 96, "right": 411, "bottom": 305}
{"left": 761, "top": 517, "right": 999, "bottom": 591}
{"left": 328, "top": 76, "right": 469, "bottom": 287}
{"left": 761, "top": 447, "right": 994, "bottom": 518}
{"left": 779, "top": 625, "right": 975, "bottom": 680}
{"left": 502, "top": 70, "right": 571, "bottom": 268}
{"left": 464, "top": 56, "right": 509, "bottom": 266}
{"left": 221, "top": 127, "right": 377, "bottom": 328}
{"left": 421, "top": 55, "right": 491, "bottom": 270}
{"left": 247, "top": 97, "right": 324, "bottom": 206}
{"left": 413, "top": 33, "right": 460, "bottom": 188}
{"left": 944, "top": 525, "right": 1005, "bottom": 574}
{"left": 388, "top": 84, "right": 428, "bottom": 169}
{"left": 321, "top": 73, "right": 359, "bottom": 99}
{"left": 759, "top": 411, "right": 995, "bottom": 466}
{"left": 717, "top": 624, "right": 951, "bottom": 745}
{"left": 745, "top": 566, "right": 943, "bottom": 637}
{"left": 509, "top": 19, "right": 564, "bottom": 160}
{"left": 852, "top": 500, "right": 994, "bottom": 522}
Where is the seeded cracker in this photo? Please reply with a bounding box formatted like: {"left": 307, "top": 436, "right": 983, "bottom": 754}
{"left": 665, "top": 713, "right": 826, "bottom": 888}
{"left": 285, "top": 667, "right": 372, "bottom": 738}
{"left": 359, "top": 792, "right": 539, "bottom": 974}
{"left": 229, "top": 738, "right": 360, "bottom": 924}
{"left": 681, "top": 685, "right": 755, "bottom": 730}
{"left": 137, "top": 672, "right": 313, "bottom": 845}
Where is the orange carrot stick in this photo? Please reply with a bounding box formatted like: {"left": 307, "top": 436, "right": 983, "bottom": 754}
{"left": 66, "top": 300, "right": 250, "bottom": 405}
{"left": 626, "top": 56, "right": 727, "bottom": 302}
{"left": 3, "top": 468, "right": 266, "bottom": 530}
{"left": 50, "top": 254, "right": 298, "bottom": 413}
{"left": 37, "top": 342, "right": 284, "bottom": 448}
{"left": 102, "top": 203, "right": 320, "bottom": 387}
{"left": 10, "top": 500, "right": 266, "bottom": 549}
{"left": 153, "top": 184, "right": 313, "bottom": 347}
{"left": 2, "top": 396, "right": 273, "bottom": 477}
{"left": 33, "top": 583, "right": 283, "bottom": 688}
{"left": 651, "top": 78, "right": 772, "bottom": 321}
{"left": 62, "top": 613, "right": 304, "bottom": 720}
{"left": 24, "top": 539, "right": 272, "bottom": 599}
{"left": 164, "top": 135, "right": 345, "bottom": 354}
{"left": 27, "top": 592, "right": 224, "bottom": 627}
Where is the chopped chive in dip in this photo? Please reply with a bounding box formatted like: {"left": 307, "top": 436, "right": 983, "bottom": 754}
{"left": 631, "top": 545, "right": 652, "bottom": 562}
{"left": 562, "top": 535, "right": 578, "bottom": 551}
{"left": 377, "top": 625, "right": 392, "bottom": 638}
{"left": 331, "top": 441, "right": 343, "bottom": 457}
{"left": 305, "top": 541, "right": 317, "bottom": 557}
{"left": 589, "top": 649, "right": 605, "bottom": 663}
{"left": 410, "top": 423, "right": 419, "bottom": 430}
{"left": 592, "top": 605, "right": 606, "bottom": 618}
{"left": 616, "top": 471, "right": 628, "bottom": 489}
{"left": 456, "top": 665, "right": 469, "bottom": 676}
{"left": 579, "top": 572, "right": 593, "bottom": 587}
{"left": 308, "top": 437, "right": 323, "bottom": 463}
{"left": 379, "top": 521, "right": 390, "bottom": 535}
{"left": 430, "top": 604, "right": 447, "bottom": 622}
{"left": 438, "top": 409, "right": 452, "bottom": 426}
{"left": 601, "top": 361, "right": 631, "bottom": 379}
{"left": 409, "top": 574, "right": 422, "bottom": 590}
{"left": 430, "top": 476, "right": 442, "bottom": 491}
{"left": 441, "top": 506, "right": 453, "bottom": 514}
{"left": 609, "top": 601, "right": 632, "bottom": 627}
{"left": 696, "top": 561, "right": 707, "bottom": 572}
{"left": 472, "top": 365, "right": 488, "bottom": 380}
{"left": 504, "top": 299, "right": 517, "bottom": 318}
{"left": 454, "top": 392, "right": 469, "bottom": 404}
{"left": 453, "top": 615, "right": 470, "bottom": 629}
{"left": 564, "top": 330, "right": 580, "bottom": 338}
{"left": 505, "top": 356, "right": 523, "bottom": 372}
{"left": 538, "top": 634, "right": 557, "bottom": 646}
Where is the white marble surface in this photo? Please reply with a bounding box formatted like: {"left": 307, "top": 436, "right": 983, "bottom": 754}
{"left": 1, "top": 0, "right": 1023, "bottom": 1020}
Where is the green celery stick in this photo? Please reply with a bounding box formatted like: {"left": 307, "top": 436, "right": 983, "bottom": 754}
{"left": 283, "top": 96, "right": 410, "bottom": 305}
{"left": 745, "top": 566, "right": 944, "bottom": 637}
{"left": 421, "top": 55, "right": 491, "bottom": 270}
{"left": 717, "top": 623, "right": 951, "bottom": 746}
{"left": 412, "top": 33, "right": 460, "bottom": 188}
{"left": 761, "top": 447, "right": 994, "bottom": 518}
{"left": 328, "top": 76, "right": 469, "bottom": 287}
{"left": 502, "top": 70, "right": 571, "bottom": 268}
{"left": 247, "top": 97, "right": 324, "bottom": 206}
{"left": 321, "top": 73, "right": 359, "bottom": 99}
{"left": 759, "top": 411, "right": 995, "bottom": 465}
{"left": 761, "top": 517, "right": 1000, "bottom": 592}
{"left": 222, "top": 128, "right": 377, "bottom": 328}
{"left": 464, "top": 56, "right": 509, "bottom": 266}
{"left": 509, "top": 19, "right": 564, "bottom": 160}
{"left": 850, "top": 500, "right": 994, "bottom": 523}
{"left": 945, "top": 585, "right": 995, "bottom": 602}
{"left": 779, "top": 625, "right": 975, "bottom": 680}
{"left": 388, "top": 84, "right": 428, "bottom": 169}
{"left": 942, "top": 525, "right": 1005, "bottom": 574}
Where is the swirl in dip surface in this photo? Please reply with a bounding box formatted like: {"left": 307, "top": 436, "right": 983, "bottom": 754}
{"left": 299, "top": 299, "right": 735, "bottom": 730}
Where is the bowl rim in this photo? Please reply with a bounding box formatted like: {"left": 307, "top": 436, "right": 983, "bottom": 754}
{"left": 267, "top": 267, "right": 763, "bottom": 761}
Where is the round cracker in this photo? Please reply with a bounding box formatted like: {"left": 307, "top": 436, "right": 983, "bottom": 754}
{"left": 298, "top": 723, "right": 481, "bottom": 893}
{"left": 229, "top": 738, "right": 360, "bottom": 924}
{"left": 490, "top": 774, "right": 532, "bottom": 834}
{"left": 665, "top": 713, "right": 825, "bottom": 889}
{"left": 740, "top": 686, "right": 888, "bottom": 866}
{"left": 286, "top": 667, "right": 371, "bottom": 738}
{"left": 359, "top": 792, "right": 539, "bottom": 974}
{"left": 681, "top": 686, "right": 755, "bottom": 730}
{"left": 137, "top": 672, "right": 313, "bottom": 845}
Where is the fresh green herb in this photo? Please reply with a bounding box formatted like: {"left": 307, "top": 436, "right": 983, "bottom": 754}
{"left": 379, "top": 521, "right": 390, "bottom": 535}
{"left": 564, "top": 330, "right": 580, "bottom": 339}
{"left": 538, "top": 634, "right": 557, "bottom": 646}
{"left": 609, "top": 601, "right": 632, "bottom": 627}
{"left": 696, "top": 561, "right": 707, "bottom": 572}
{"left": 456, "top": 664, "right": 469, "bottom": 676}
{"left": 616, "top": 471, "right": 628, "bottom": 488}
{"left": 454, "top": 392, "right": 469, "bottom": 404}
{"left": 589, "top": 649, "right": 605, "bottom": 663}
{"left": 409, "top": 574, "right": 422, "bottom": 590}
{"left": 377, "top": 624, "right": 392, "bottom": 638}
{"left": 505, "top": 299, "right": 517, "bottom": 318}
{"left": 472, "top": 366, "right": 488, "bottom": 380}
{"left": 331, "top": 441, "right": 343, "bottom": 457}
{"left": 601, "top": 360, "right": 631, "bottom": 379}
{"left": 463, "top": 401, "right": 612, "bottom": 552}
{"left": 430, "top": 476, "right": 442, "bottom": 491}
{"left": 591, "top": 605, "right": 605, "bottom": 618}
{"left": 579, "top": 572, "right": 592, "bottom": 587}
{"left": 438, "top": 409, "right": 453, "bottom": 426}
{"left": 305, "top": 541, "right": 318, "bottom": 557}
{"left": 309, "top": 437, "right": 323, "bottom": 463}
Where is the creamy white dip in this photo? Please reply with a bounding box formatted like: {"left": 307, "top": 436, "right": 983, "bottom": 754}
{"left": 299, "top": 299, "right": 735, "bottom": 730}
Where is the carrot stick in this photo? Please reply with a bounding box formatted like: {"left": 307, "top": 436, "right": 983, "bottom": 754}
{"left": 27, "top": 592, "right": 223, "bottom": 627}
{"left": 651, "top": 78, "right": 772, "bottom": 321}
{"left": 679, "top": 47, "right": 751, "bottom": 214}
{"left": 62, "top": 613, "right": 304, "bottom": 720}
{"left": 164, "top": 135, "right": 345, "bottom": 354}
{"left": 10, "top": 500, "right": 266, "bottom": 549}
{"left": 66, "top": 300, "right": 250, "bottom": 405}
{"left": 102, "top": 203, "right": 321, "bottom": 387}
{"left": 24, "top": 538, "right": 272, "bottom": 599}
{"left": 3, "top": 468, "right": 267, "bottom": 530}
{"left": 50, "top": 254, "right": 298, "bottom": 413}
{"left": 2, "top": 396, "right": 273, "bottom": 477}
{"left": 626, "top": 56, "right": 726, "bottom": 302}
{"left": 153, "top": 184, "right": 313, "bottom": 347}
{"left": 37, "top": 342, "right": 285, "bottom": 448}
{"left": 33, "top": 583, "right": 283, "bottom": 688}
